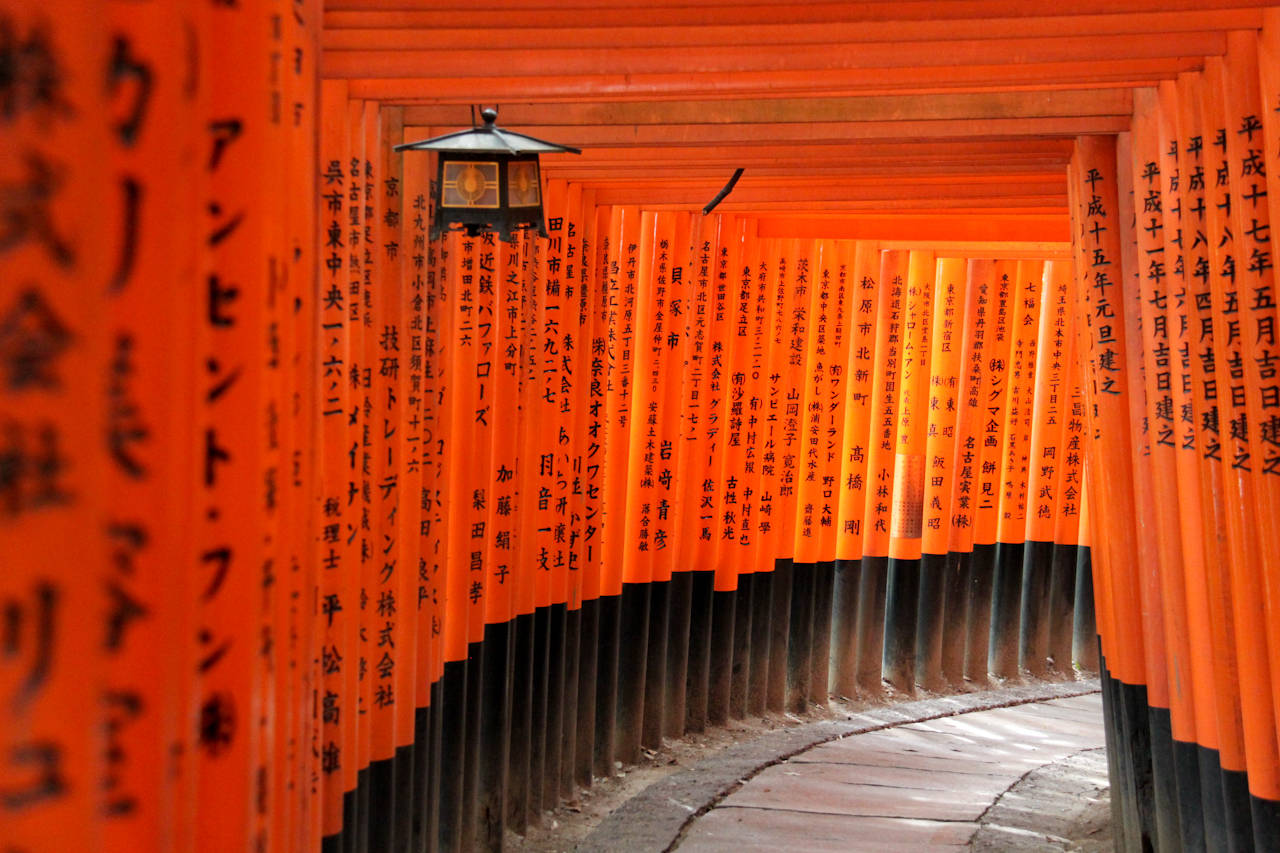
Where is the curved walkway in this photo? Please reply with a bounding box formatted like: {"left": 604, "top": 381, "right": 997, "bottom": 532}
{"left": 679, "top": 692, "right": 1106, "bottom": 851}
{"left": 580, "top": 681, "right": 1104, "bottom": 852}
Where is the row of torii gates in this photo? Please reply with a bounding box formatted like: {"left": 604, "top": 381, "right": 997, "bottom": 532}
{"left": 6, "top": 2, "right": 1280, "bottom": 852}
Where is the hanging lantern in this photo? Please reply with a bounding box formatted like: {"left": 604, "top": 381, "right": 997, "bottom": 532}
{"left": 395, "top": 107, "right": 581, "bottom": 243}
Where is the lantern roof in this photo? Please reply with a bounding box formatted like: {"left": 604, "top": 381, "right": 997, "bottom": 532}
{"left": 394, "top": 107, "right": 581, "bottom": 155}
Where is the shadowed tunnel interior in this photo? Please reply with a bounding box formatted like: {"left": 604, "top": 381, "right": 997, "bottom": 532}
{"left": 6, "top": 3, "right": 1280, "bottom": 852}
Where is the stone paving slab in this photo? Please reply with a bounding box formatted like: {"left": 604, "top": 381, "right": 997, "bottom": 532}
{"left": 678, "top": 809, "right": 976, "bottom": 852}
{"left": 577, "top": 679, "right": 1102, "bottom": 853}
{"left": 746, "top": 760, "right": 1014, "bottom": 795}
{"left": 678, "top": 692, "right": 1105, "bottom": 851}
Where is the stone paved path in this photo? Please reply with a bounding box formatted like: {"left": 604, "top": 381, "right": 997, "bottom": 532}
{"left": 676, "top": 692, "right": 1106, "bottom": 852}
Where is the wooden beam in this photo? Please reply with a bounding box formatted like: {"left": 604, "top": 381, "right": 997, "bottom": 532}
{"left": 542, "top": 165, "right": 1071, "bottom": 181}
{"left": 323, "top": 0, "right": 1273, "bottom": 29}
{"left": 556, "top": 139, "right": 1077, "bottom": 161}
{"left": 323, "top": 10, "right": 1262, "bottom": 51}
{"left": 633, "top": 199, "right": 1069, "bottom": 212}
{"left": 753, "top": 212, "right": 1070, "bottom": 242}
{"left": 345, "top": 57, "right": 1203, "bottom": 102}
{"left": 581, "top": 181, "right": 1065, "bottom": 205}
{"left": 405, "top": 115, "right": 1125, "bottom": 147}
{"left": 322, "top": 31, "right": 1225, "bottom": 79}
{"left": 399, "top": 89, "right": 1131, "bottom": 127}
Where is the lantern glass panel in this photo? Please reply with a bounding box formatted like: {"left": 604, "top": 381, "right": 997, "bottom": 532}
{"left": 441, "top": 160, "right": 500, "bottom": 208}
{"left": 507, "top": 160, "right": 541, "bottom": 208}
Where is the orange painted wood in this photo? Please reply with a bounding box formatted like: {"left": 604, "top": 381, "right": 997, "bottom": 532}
{"left": 1, "top": 4, "right": 110, "bottom": 852}
{"left": 674, "top": 215, "right": 719, "bottom": 575}
{"left": 861, "top": 250, "right": 908, "bottom": 558}
{"left": 793, "top": 239, "right": 838, "bottom": 563}
{"left": 756, "top": 215, "right": 1070, "bottom": 243}
{"left": 348, "top": 57, "right": 1207, "bottom": 104}
{"left": 601, "top": 206, "right": 642, "bottom": 596}
{"left": 769, "top": 238, "right": 812, "bottom": 566}
{"left": 1126, "top": 110, "right": 1199, "bottom": 748}
{"left": 887, "top": 251, "right": 936, "bottom": 561}
{"left": 751, "top": 237, "right": 786, "bottom": 571}
{"left": 972, "top": 261, "right": 1015, "bottom": 548}
{"left": 944, "top": 259, "right": 992, "bottom": 556}
{"left": 707, "top": 215, "right": 744, "bottom": 590}
{"left": 195, "top": 0, "right": 273, "bottom": 848}
{"left": 994, "top": 260, "right": 1041, "bottom": 547}
{"left": 1069, "top": 135, "right": 1147, "bottom": 688}
{"left": 921, "top": 258, "right": 967, "bottom": 557}
{"left": 816, "top": 241, "right": 857, "bottom": 562}
{"left": 1027, "top": 261, "right": 1075, "bottom": 545}
{"left": 654, "top": 211, "right": 694, "bottom": 582}
{"left": 1158, "top": 74, "right": 1225, "bottom": 759}
{"left": 834, "top": 241, "right": 880, "bottom": 562}
{"left": 324, "top": 1, "right": 1271, "bottom": 29}
{"left": 396, "top": 90, "right": 1131, "bottom": 128}
{"left": 1217, "top": 34, "right": 1280, "bottom": 800}
{"left": 323, "top": 32, "right": 1226, "bottom": 81}
{"left": 622, "top": 210, "right": 663, "bottom": 588}
{"left": 716, "top": 219, "right": 760, "bottom": 571}
{"left": 102, "top": 0, "right": 198, "bottom": 848}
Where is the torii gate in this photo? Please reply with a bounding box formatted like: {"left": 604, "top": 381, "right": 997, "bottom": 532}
{"left": 3, "top": 3, "right": 1280, "bottom": 852}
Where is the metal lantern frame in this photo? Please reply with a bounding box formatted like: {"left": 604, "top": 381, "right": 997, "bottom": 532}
{"left": 394, "top": 107, "right": 581, "bottom": 243}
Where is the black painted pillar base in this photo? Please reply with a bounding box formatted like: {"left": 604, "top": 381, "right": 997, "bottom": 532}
{"left": 574, "top": 598, "right": 599, "bottom": 789}
{"left": 410, "top": 703, "right": 435, "bottom": 853}
{"left": 730, "top": 573, "right": 753, "bottom": 719}
{"left": 830, "top": 558, "right": 860, "bottom": 698}
{"left": 529, "top": 606, "right": 550, "bottom": 820}
{"left": 987, "top": 540, "right": 1023, "bottom": 680}
{"left": 544, "top": 603, "right": 567, "bottom": 808}
{"left": 767, "top": 561, "right": 792, "bottom": 712}
{"left": 809, "top": 561, "right": 835, "bottom": 706}
{"left": 787, "top": 562, "right": 815, "bottom": 713}
{"left": 1221, "top": 764, "right": 1256, "bottom": 852}
{"left": 1249, "top": 790, "right": 1280, "bottom": 852}
{"left": 747, "top": 569, "right": 773, "bottom": 715}
{"left": 367, "top": 754, "right": 395, "bottom": 853}
{"left": 593, "top": 593, "right": 621, "bottom": 779}
{"left": 642, "top": 579, "right": 670, "bottom": 749}
{"left": 684, "top": 572, "right": 714, "bottom": 732}
{"left": 615, "top": 583, "right": 651, "bottom": 766}
{"left": 665, "top": 572, "right": 693, "bottom": 738}
{"left": 708, "top": 585, "right": 736, "bottom": 725}
{"left": 1073, "top": 547, "right": 1098, "bottom": 673}
{"left": 914, "top": 552, "right": 947, "bottom": 692}
{"left": 964, "top": 543, "right": 995, "bottom": 684}
{"left": 938, "top": 550, "right": 969, "bottom": 687}
{"left": 459, "top": 639, "right": 485, "bottom": 852}
{"left": 356, "top": 764, "right": 370, "bottom": 853}
{"left": 477, "top": 621, "right": 512, "bottom": 851}
{"left": 1045, "top": 542, "right": 1078, "bottom": 674}
{"left": 506, "top": 611, "right": 534, "bottom": 832}
{"left": 393, "top": 738, "right": 415, "bottom": 853}
{"left": 855, "top": 555, "right": 888, "bottom": 696}
{"left": 882, "top": 556, "right": 919, "bottom": 693}
{"left": 437, "top": 658, "right": 467, "bottom": 853}
{"left": 1017, "top": 539, "right": 1053, "bottom": 678}
{"left": 425, "top": 681, "right": 442, "bottom": 853}
{"left": 561, "top": 605, "right": 581, "bottom": 798}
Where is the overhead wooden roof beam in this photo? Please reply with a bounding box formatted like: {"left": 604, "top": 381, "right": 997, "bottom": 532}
{"left": 346, "top": 57, "right": 1205, "bottom": 102}
{"left": 323, "top": 31, "right": 1225, "bottom": 79}
{"left": 323, "top": 10, "right": 1261, "bottom": 51}
{"left": 323, "top": 0, "right": 1273, "bottom": 28}
{"left": 399, "top": 89, "right": 1132, "bottom": 127}
{"left": 406, "top": 115, "right": 1126, "bottom": 147}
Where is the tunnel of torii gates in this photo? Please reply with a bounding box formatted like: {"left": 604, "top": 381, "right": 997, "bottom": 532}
{"left": 17, "top": 2, "right": 1280, "bottom": 853}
